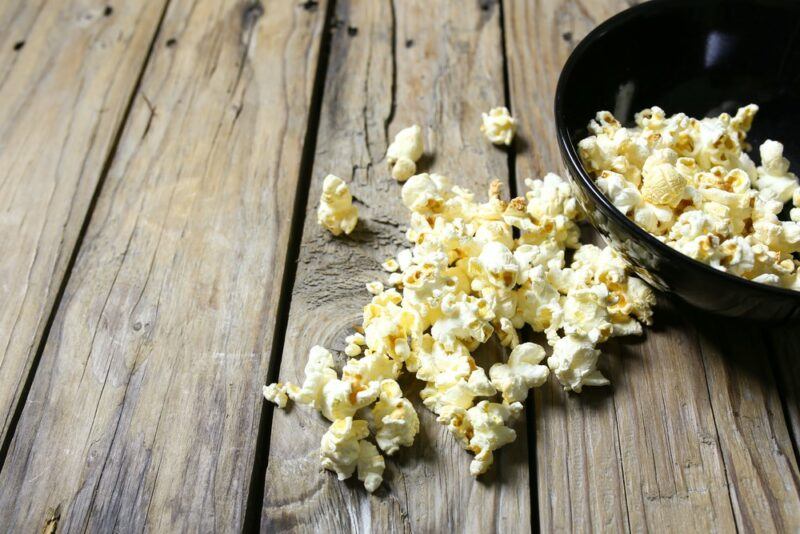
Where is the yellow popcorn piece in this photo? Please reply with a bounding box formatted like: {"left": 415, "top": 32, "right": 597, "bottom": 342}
{"left": 371, "top": 379, "right": 420, "bottom": 455}
{"left": 548, "top": 335, "right": 609, "bottom": 393}
{"left": 480, "top": 106, "right": 517, "bottom": 146}
{"left": 317, "top": 174, "right": 358, "bottom": 236}
{"left": 262, "top": 383, "right": 289, "bottom": 408}
{"left": 489, "top": 342, "right": 549, "bottom": 404}
{"left": 357, "top": 440, "right": 385, "bottom": 493}
{"left": 464, "top": 400, "right": 522, "bottom": 475}
{"left": 320, "top": 417, "right": 384, "bottom": 492}
{"left": 387, "top": 125, "right": 424, "bottom": 182}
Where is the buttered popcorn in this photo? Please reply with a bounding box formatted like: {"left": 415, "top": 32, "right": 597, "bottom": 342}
{"left": 481, "top": 106, "right": 517, "bottom": 146}
{"left": 317, "top": 174, "right": 358, "bottom": 236}
{"left": 265, "top": 165, "right": 655, "bottom": 492}
{"left": 579, "top": 105, "right": 800, "bottom": 289}
{"left": 387, "top": 125, "right": 425, "bottom": 182}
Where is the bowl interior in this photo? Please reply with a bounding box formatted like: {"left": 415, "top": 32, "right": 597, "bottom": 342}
{"left": 559, "top": 0, "right": 800, "bottom": 164}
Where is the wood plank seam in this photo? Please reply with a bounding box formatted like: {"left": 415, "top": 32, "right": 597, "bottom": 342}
{"left": 0, "top": 0, "right": 175, "bottom": 471}
{"left": 496, "top": 3, "right": 538, "bottom": 533}
{"left": 242, "top": 0, "right": 339, "bottom": 530}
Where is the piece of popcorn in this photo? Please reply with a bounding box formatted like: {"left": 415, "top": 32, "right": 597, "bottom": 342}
{"left": 548, "top": 335, "right": 608, "bottom": 392}
{"left": 317, "top": 174, "right": 358, "bottom": 236}
{"left": 480, "top": 106, "right": 517, "bottom": 146}
{"left": 366, "top": 281, "right": 384, "bottom": 295}
{"left": 755, "top": 140, "right": 799, "bottom": 203}
{"left": 363, "top": 289, "right": 421, "bottom": 362}
{"left": 401, "top": 173, "right": 453, "bottom": 214}
{"left": 641, "top": 162, "right": 687, "bottom": 207}
{"left": 262, "top": 383, "right": 289, "bottom": 408}
{"left": 342, "top": 350, "right": 401, "bottom": 388}
{"left": 431, "top": 293, "right": 494, "bottom": 351}
{"left": 320, "top": 378, "right": 380, "bottom": 422}
{"left": 371, "top": 379, "right": 420, "bottom": 455}
{"left": 344, "top": 332, "right": 366, "bottom": 357}
{"left": 357, "top": 440, "right": 385, "bottom": 493}
{"left": 465, "top": 400, "right": 523, "bottom": 475}
{"left": 489, "top": 342, "right": 549, "bottom": 404}
{"left": 387, "top": 125, "right": 424, "bottom": 182}
{"left": 596, "top": 171, "right": 643, "bottom": 215}
{"left": 320, "top": 417, "right": 370, "bottom": 481}
{"left": 382, "top": 258, "right": 399, "bottom": 272}
{"left": 285, "top": 345, "right": 338, "bottom": 409}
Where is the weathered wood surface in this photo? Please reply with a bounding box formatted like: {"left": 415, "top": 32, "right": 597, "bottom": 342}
{"left": 503, "top": 0, "right": 800, "bottom": 531}
{"left": 0, "top": 0, "right": 170, "bottom": 451}
{"left": 0, "top": 0, "right": 798, "bottom": 532}
{"left": 261, "top": 0, "right": 532, "bottom": 531}
{"left": 0, "top": 0, "right": 328, "bottom": 530}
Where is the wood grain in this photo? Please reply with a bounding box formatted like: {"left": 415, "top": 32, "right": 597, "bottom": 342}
{"left": 698, "top": 320, "right": 800, "bottom": 532}
{"left": 0, "top": 0, "right": 170, "bottom": 450}
{"left": 503, "top": 0, "right": 800, "bottom": 531}
{"left": 0, "top": 0, "right": 328, "bottom": 530}
{"left": 261, "top": 0, "right": 531, "bottom": 531}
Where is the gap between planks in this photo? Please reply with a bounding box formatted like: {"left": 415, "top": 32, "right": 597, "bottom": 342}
{"left": 242, "top": 0, "right": 339, "bottom": 530}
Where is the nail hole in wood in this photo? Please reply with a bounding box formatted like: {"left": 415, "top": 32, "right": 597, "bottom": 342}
{"left": 166, "top": 38, "right": 177, "bottom": 48}
{"left": 12, "top": 41, "right": 24, "bottom": 51}
{"left": 104, "top": 5, "right": 113, "bottom": 16}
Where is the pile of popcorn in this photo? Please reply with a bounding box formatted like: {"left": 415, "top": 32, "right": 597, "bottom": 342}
{"left": 268, "top": 120, "right": 655, "bottom": 493}
{"left": 579, "top": 105, "right": 800, "bottom": 289}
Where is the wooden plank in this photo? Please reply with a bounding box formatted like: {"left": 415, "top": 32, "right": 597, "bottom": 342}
{"left": 771, "top": 330, "right": 800, "bottom": 464}
{"left": 0, "top": 0, "right": 329, "bottom": 530}
{"left": 503, "top": 0, "right": 800, "bottom": 531}
{"left": 0, "top": 0, "right": 170, "bottom": 450}
{"left": 261, "top": 0, "right": 531, "bottom": 531}
{"left": 697, "top": 318, "right": 800, "bottom": 532}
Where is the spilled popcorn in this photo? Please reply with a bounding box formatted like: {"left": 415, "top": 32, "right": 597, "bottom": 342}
{"left": 387, "top": 124, "right": 425, "bottom": 182}
{"left": 579, "top": 105, "right": 800, "bottom": 289}
{"left": 481, "top": 106, "right": 517, "bottom": 146}
{"left": 317, "top": 174, "right": 358, "bottom": 236}
{"left": 269, "top": 157, "right": 655, "bottom": 491}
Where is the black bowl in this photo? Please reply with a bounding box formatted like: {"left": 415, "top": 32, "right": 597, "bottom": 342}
{"left": 556, "top": 0, "right": 800, "bottom": 321}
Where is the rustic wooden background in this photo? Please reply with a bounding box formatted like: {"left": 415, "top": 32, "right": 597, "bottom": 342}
{"left": 0, "top": 0, "right": 798, "bottom": 532}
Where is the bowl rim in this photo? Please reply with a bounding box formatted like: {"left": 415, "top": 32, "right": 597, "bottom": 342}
{"left": 554, "top": 0, "right": 800, "bottom": 302}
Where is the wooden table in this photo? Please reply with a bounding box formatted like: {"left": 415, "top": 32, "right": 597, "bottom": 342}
{"left": 0, "top": 0, "right": 798, "bottom": 531}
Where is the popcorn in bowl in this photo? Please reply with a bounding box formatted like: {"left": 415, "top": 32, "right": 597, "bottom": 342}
{"left": 578, "top": 105, "right": 800, "bottom": 290}
{"left": 267, "top": 121, "right": 656, "bottom": 491}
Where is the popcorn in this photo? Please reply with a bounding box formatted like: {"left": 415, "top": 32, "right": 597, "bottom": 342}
{"left": 317, "top": 174, "right": 358, "bottom": 236}
{"left": 580, "top": 105, "right": 800, "bottom": 289}
{"left": 464, "top": 400, "right": 522, "bottom": 475}
{"left": 371, "top": 379, "right": 420, "bottom": 455}
{"left": 320, "top": 417, "right": 384, "bottom": 492}
{"left": 548, "top": 335, "right": 608, "bottom": 392}
{"left": 357, "top": 440, "right": 385, "bottom": 492}
{"left": 262, "top": 383, "right": 289, "bottom": 408}
{"left": 387, "top": 125, "right": 424, "bottom": 182}
{"left": 267, "top": 126, "right": 658, "bottom": 488}
{"left": 366, "top": 281, "right": 384, "bottom": 295}
{"left": 489, "top": 342, "right": 549, "bottom": 404}
{"left": 480, "top": 106, "right": 517, "bottom": 146}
